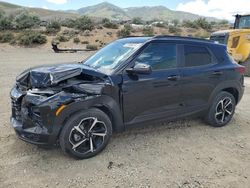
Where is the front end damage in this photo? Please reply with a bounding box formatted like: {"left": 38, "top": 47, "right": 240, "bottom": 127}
{"left": 10, "top": 63, "right": 112, "bottom": 145}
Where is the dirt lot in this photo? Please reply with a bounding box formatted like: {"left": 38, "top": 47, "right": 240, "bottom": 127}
{"left": 0, "top": 46, "right": 250, "bottom": 188}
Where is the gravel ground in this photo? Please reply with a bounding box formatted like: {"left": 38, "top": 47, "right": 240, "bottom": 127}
{"left": 0, "top": 47, "right": 250, "bottom": 188}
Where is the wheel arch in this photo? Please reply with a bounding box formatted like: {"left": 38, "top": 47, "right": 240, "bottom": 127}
{"left": 208, "top": 80, "right": 243, "bottom": 106}
{"left": 50, "top": 95, "right": 124, "bottom": 144}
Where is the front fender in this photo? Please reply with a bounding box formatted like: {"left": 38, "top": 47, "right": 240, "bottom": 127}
{"left": 49, "top": 95, "right": 124, "bottom": 144}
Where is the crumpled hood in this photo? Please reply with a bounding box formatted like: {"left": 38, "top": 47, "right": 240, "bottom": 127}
{"left": 16, "top": 63, "right": 107, "bottom": 88}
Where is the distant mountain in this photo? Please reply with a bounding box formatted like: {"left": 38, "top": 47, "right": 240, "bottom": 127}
{"left": 76, "top": 2, "right": 130, "bottom": 20}
{"left": 0, "top": 1, "right": 78, "bottom": 20}
{"left": 0, "top": 1, "right": 218, "bottom": 21}
{"left": 125, "top": 6, "right": 206, "bottom": 21}
{"left": 73, "top": 2, "right": 218, "bottom": 21}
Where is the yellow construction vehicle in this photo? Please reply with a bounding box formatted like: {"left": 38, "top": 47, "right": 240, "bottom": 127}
{"left": 210, "top": 14, "right": 250, "bottom": 76}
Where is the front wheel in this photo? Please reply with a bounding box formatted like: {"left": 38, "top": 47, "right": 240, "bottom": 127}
{"left": 205, "top": 91, "right": 236, "bottom": 127}
{"left": 59, "top": 108, "right": 112, "bottom": 159}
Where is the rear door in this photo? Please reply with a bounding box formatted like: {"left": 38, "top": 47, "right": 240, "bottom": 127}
{"left": 179, "top": 44, "right": 223, "bottom": 110}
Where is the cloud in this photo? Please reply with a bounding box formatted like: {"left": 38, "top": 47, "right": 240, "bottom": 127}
{"left": 46, "top": 0, "right": 67, "bottom": 4}
{"left": 176, "top": 0, "right": 250, "bottom": 21}
{"left": 42, "top": 6, "right": 49, "bottom": 9}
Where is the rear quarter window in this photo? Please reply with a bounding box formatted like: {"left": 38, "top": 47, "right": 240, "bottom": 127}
{"left": 184, "top": 45, "right": 212, "bottom": 67}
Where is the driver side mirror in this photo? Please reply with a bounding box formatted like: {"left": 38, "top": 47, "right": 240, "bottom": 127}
{"left": 126, "top": 63, "right": 152, "bottom": 75}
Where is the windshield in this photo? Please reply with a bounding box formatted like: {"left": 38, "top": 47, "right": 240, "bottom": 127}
{"left": 239, "top": 16, "right": 250, "bottom": 29}
{"left": 83, "top": 41, "right": 143, "bottom": 74}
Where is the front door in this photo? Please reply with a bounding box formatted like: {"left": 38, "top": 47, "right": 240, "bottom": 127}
{"left": 122, "top": 42, "right": 183, "bottom": 125}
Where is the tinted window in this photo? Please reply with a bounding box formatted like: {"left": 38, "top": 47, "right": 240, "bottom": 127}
{"left": 184, "top": 45, "right": 211, "bottom": 67}
{"left": 134, "top": 43, "right": 177, "bottom": 70}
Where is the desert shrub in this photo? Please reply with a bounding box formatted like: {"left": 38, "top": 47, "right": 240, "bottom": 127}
{"left": 218, "top": 19, "right": 229, "bottom": 26}
{"left": 14, "top": 9, "right": 40, "bottom": 30}
{"left": 117, "top": 28, "right": 131, "bottom": 38}
{"left": 97, "top": 25, "right": 103, "bottom": 30}
{"left": 132, "top": 17, "right": 143, "bottom": 25}
{"left": 142, "top": 26, "right": 154, "bottom": 36}
{"left": 168, "top": 26, "right": 182, "bottom": 34}
{"left": 73, "top": 37, "right": 80, "bottom": 43}
{"left": 61, "top": 18, "right": 76, "bottom": 28}
{"left": 0, "top": 16, "right": 13, "bottom": 30}
{"left": 182, "top": 20, "right": 199, "bottom": 29}
{"left": 155, "top": 22, "right": 166, "bottom": 28}
{"left": 124, "top": 24, "right": 133, "bottom": 31}
{"left": 194, "top": 31, "right": 210, "bottom": 39}
{"left": 55, "top": 34, "right": 69, "bottom": 42}
{"left": 0, "top": 32, "right": 14, "bottom": 43}
{"left": 62, "top": 29, "right": 78, "bottom": 38}
{"left": 81, "top": 41, "right": 89, "bottom": 44}
{"left": 46, "top": 20, "right": 61, "bottom": 34}
{"left": 75, "top": 16, "right": 94, "bottom": 31}
{"left": 182, "top": 18, "right": 212, "bottom": 31}
{"left": 195, "top": 18, "right": 212, "bottom": 31}
{"left": 102, "top": 18, "right": 119, "bottom": 29}
{"left": 0, "top": 9, "right": 4, "bottom": 18}
{"left": 106, "top": 31, "right": 112, "bottom": 36}
{"left": 17, "top": 31, "right": 47, "bottom": 46}
{"left": 86, "top": 44, "right": 98, "bottom": 50}
{"left": 0, "top": 10, "right": 13, "bottom": 30}
{"left": 172, "top": 19, "right": 179, "bottom": 27}
{"left": 103, "top": 22, "right": 119, "bottom": 29}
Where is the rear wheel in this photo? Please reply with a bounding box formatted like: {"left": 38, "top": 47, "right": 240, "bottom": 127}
{"left": 60, "top": 108, "right": 112, "bottom": 159}
{"left": 205, "top": 91, "right": 236, "bottom": 127}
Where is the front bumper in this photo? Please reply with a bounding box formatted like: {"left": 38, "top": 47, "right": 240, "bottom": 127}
{"left": 10, "top": 85, "right": 64, "bottom": 146}
{"left": 11, "top": 117, "right": 51, "bottom": 145}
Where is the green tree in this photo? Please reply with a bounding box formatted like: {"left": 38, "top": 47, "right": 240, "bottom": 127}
{"left": 14, "top": 9, "right": 40, "bottom": 30}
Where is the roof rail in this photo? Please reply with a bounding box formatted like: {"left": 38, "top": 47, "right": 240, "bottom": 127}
{"left": 153, "top": 35, "right": 213, "bottom": 43}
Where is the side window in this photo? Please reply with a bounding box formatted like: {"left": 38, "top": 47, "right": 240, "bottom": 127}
{"left": 184, "top": 45, "right": 212, "bottom": 67}
{"left": 134, "top": 43, "right": 177, "bottom": 70}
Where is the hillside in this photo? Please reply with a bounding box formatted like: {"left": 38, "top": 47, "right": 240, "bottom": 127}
{"left": 77, "top": 2, "right": 129, "bottom": 20}
{"left": 125, "top": 6, "right": 209, "bottom": 21}
{"left": 0, "top": 1, "right": 78, "bottom": 20}
{"left": 0, "top": 1, "right": 218, "bottom": 21}
{"left": 75, "top": 2, "right": 218, "bottom": 21}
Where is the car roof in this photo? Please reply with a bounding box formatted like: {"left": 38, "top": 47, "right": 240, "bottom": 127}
{"left": 118, "top": 35, "right": 225, "bottom": 48}
{"left": 116, "top": 37, "right": 151, "bottom": 44}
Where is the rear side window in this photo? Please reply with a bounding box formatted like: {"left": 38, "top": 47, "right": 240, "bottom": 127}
{"left": 184, "top": 45, "right": 212, "bottom": 67}
{"left": 134, "top": 43, "right": 177, "bottom": 70}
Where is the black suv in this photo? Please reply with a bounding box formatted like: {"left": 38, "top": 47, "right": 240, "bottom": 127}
{"left": 10, "top": 36, "right": 245, "bottom": 159}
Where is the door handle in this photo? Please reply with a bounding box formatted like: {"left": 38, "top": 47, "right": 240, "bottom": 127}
{"left": 167, "top": 75, "right": 180, "bottom": 81}
{"left": 212, "top": 71, "right": 223, "bottom": 76}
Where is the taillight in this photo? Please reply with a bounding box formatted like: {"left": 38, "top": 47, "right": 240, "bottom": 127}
{"left": 235, "top": 66, "right": 246, "bottom": 74}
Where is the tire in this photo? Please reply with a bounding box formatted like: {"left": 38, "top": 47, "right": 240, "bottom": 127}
{"left": 59, "top": 108, "right": 112, "bottom": 159}
{"left": 205, "top": 91, "right": 236, "bottom": 127}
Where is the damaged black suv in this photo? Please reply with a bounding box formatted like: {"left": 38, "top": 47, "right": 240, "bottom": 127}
{"left": 10, "top": 36, "right": 245, "bottom": 159}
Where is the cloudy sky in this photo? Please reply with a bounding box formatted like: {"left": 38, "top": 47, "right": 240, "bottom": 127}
{"left": 2, "top": 0, "right": 250, "bottom": 20}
